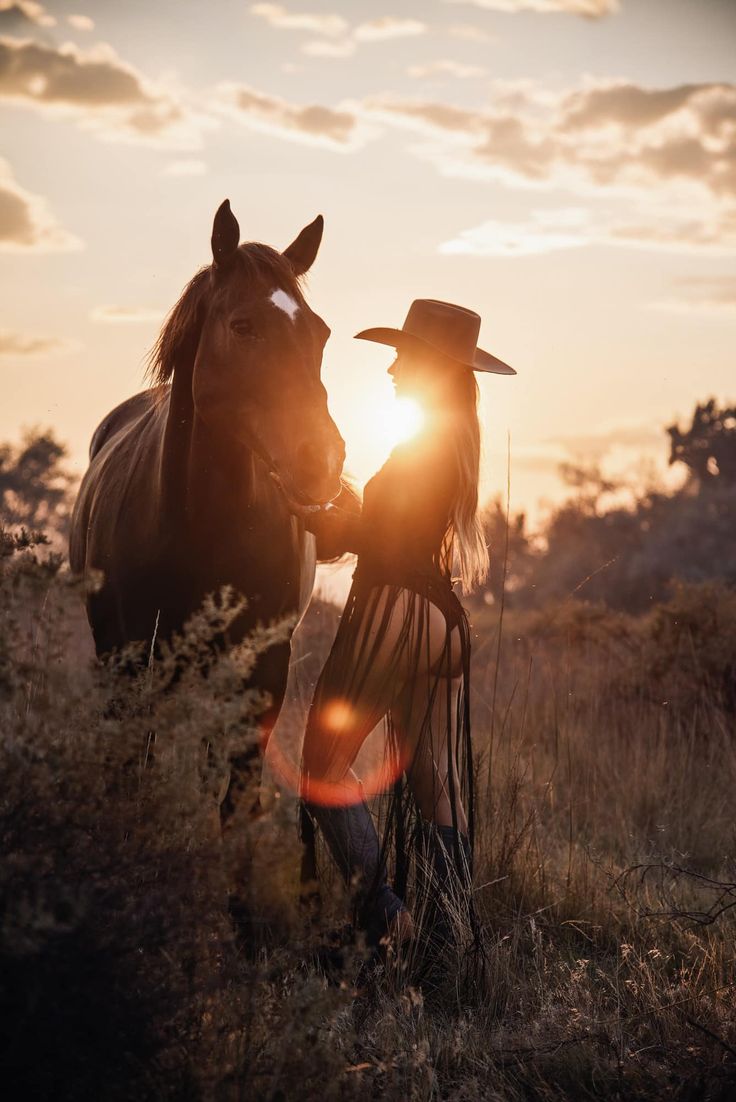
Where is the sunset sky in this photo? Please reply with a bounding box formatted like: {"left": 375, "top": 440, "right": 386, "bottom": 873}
{"left": 1, "top": 0, "right": 735, "bottom": 528}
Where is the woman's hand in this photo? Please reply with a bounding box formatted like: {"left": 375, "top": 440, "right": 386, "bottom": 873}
{"left": 271, "top": 472, "right": 361, "bottom": 555}
{"left": 270, "top": 472, "right": 334, "bottom": 521}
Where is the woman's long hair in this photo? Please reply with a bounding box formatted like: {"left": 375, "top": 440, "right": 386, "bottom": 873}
{"left": 444, "top": 369, "right": 488, "bottom": 594}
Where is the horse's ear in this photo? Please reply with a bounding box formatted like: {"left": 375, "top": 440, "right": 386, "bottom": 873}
{"left": 211, "top": 199, "right": 240, "bottom": 269}
{"left": 282, "top": 215, "right": 324, "bottom": 276}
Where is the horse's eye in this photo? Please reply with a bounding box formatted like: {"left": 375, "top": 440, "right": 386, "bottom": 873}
{"left": 231, "top": 318, "right": 258, "bottom": 339}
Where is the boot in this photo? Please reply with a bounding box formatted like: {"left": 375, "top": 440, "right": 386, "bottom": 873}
{"left": 303, "top": 798, "right": 406, "bottom": 947}
{"left": 414, "top": 822, "right": 473, "bottom": 981}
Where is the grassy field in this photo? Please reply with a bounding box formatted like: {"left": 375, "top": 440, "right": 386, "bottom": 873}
{"left": 1, "top": 531, "right": 734, "bottom": 1100}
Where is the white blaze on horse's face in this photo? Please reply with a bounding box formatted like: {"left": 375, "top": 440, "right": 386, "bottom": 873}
{"left": 269, "top": 288, "right": 300, "bottom": 322}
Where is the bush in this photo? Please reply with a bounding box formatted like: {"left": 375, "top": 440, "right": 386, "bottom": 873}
{"left": 2, "top": 526, "right": 736, "bottom": 1099}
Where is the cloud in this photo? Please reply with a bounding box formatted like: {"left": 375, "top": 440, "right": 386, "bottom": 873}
{"left": 214, "top": 81, "right": 360, "bottom": 146}
{"left": 367, "top": 79, "right": 736, "bottom": 251}
{"left": 249, "top": 2, "right": 347, "bottom": 37}
{"left": 441, "top": 210, "right": 591, "bottom": 256}
{"left": 301, "top": 37, "right": 355, "bottom": 58}
{"left": 90, "top": 305, "right": 164, "bottom": 323}
{"left": 443, "top": 0, "right": 619, "bottom": 16}
{"left": 0, "top": 328, "right": 68, "bottom": 355}
{"left": 440, "top": 205, "right": 736, "bottom": 258}
{"left": 408, "top": 59, "right": 487, "bottom": 79}
{"left": 647, "top": 275, "right": 736, "bottom": 316}
{"left": 161, "top": 158, "right": 207, "bottom": 176}
{"left": 0, "top": 157, "right": 81, "bottom": 251}
{"left": 67, "top": 13, "right": 94, "bottom": 31}
{"left": 547, "top": 423, "right": 664, "bottom": 458}
{"left": 371, "top": 78, "right": 736, "bottom": 190}
{"left": 251, "top": 4, "right": 427, "bottom": 59}
{"left": 353, "top": 18, "right": 426, "bottom": 42}
{"left": 673, "top": 275, "right": 736, "bottom": 305}
{"left": 448, "top": 22, "right": 495, "bottom": 41}
{"left": 0, "top": 35, "right": 200, "bottom": 146}
{"left": 0, "top": 1, "right": 55, "bottom": 30}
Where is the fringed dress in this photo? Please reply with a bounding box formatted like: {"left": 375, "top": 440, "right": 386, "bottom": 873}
{"left": 301, "top": 427, "right": 474, "bottom": 929}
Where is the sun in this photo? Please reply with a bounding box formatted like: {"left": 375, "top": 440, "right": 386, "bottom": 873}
{"left": 383, "top": 396, "right": 424, "bottom": 448}
{"left": 331, "top": 384, "right": 427, "bottom": 488}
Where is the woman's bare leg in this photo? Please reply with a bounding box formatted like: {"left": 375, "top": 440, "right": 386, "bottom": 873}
{"left": 391, "top": 669, "right": 468, "bottom": 833}
{"left": 302, "top": 587, "right": 452, "bottom": 793}
{"left": 301, "top": 587, "right": 457, "bottom": 942}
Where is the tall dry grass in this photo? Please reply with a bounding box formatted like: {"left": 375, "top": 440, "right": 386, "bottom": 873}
{"left": 1, "top": 527, "right": 734, "bottom": 1099}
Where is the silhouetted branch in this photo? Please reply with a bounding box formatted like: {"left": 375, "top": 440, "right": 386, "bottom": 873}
{"left": 614, "top": 861, "right": 736, "bottom": 927}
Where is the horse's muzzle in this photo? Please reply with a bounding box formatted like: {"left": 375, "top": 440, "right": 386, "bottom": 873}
{"left": 295, "top": 437, "right": 344, "bottom": 504}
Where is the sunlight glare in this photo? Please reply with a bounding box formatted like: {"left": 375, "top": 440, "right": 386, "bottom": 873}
{"left": 385, "top": 396, "right": 424, "bottom": 447}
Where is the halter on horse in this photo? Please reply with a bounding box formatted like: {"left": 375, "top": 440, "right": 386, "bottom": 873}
{"left": 69, "top": 199, "right": 345, "bottom": 821}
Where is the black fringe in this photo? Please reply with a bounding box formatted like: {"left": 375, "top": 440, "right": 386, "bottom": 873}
{"left": 301, "top": 570, "right": 474, "bottom": 923}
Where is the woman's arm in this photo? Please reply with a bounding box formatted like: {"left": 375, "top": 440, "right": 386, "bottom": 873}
{"left": 275, "top": 474, "right": 363, "bottom": 560}
{"left": 306, "top": 489, "right": 362, "bottom": 560}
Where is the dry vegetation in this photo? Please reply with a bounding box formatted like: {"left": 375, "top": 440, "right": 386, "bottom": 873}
{"left": 1, "top": 523, "right": 734, "bottom": 1101}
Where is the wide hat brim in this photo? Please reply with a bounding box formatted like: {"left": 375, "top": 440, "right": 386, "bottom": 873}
{"left": 354, "top": 327, "right": 516, "bottom": 375}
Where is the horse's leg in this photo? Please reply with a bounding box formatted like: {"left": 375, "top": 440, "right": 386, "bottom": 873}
{"left": 220, "top": 639, "right": 292, "bottom": 831}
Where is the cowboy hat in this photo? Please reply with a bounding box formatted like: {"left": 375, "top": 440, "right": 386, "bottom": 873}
{"left": 355, "top": 298, "right": 515, "bottom": 375}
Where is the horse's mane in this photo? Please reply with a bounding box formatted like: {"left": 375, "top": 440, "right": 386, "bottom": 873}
{"left": 145, "top": 244, "right": 303, "bottom": 387}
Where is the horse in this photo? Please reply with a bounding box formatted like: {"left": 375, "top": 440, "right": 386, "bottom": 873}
{"left": 69, "top": 199, "right": 346, "bottom": 823}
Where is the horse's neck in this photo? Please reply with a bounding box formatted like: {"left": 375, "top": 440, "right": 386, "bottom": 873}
{"left": 160, "top": 357, "right": 194, "bottom": 529}
{"left": 159, "top": 357, "right": 283, "bottom": 534}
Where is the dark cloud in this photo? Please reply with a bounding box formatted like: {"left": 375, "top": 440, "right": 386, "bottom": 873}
{"left": 0, "top": 175, "right": 40, "bottom": 245}
{"left": 371, "top": 80, "right": 736, "bottom": 202}
{"left": 367, "top": 97, "right": 477, "bottom": 132}
{"left": 562, "top": 83, "right": 701, "bottom": 129}
{"left": 221, "top": 83, "right": 357, "bottom": 145}
{"left": 0, "top": 35, "right": 186, "bottom": 139}
{"left": 0, "top": 158, "right": 79, "bottom": 250}
{"left": 0, "top": 1, "right": 54, "bottom": 32}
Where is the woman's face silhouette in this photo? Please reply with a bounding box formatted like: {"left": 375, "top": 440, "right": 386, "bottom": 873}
{"left": 388, "top": 350, "right": 453, "bottom": 406}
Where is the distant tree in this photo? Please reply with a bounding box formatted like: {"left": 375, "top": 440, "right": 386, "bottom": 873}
{"left": 494, "top": 401, "right": 736, "bottom": 613}
{"left": 0, "top": 430, "right": 76, "bottom": 535}
{"left": 557, "top": 461, "right": 622, "bottom": 516}
{"left": 471, "top": 498, "right": 535, "bottom": 608}
{"left": 667, "top": 398, "right": 736, "bottom": 486}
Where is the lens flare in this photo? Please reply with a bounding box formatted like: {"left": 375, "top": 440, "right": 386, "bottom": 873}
{"left": 265, "top": 717, "right": 411, "bottom": 808}
{"left": 322, "top": 698, "right": 354, "bottom": 734}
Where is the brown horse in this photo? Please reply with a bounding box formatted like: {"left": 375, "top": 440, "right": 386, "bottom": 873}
{"left": 69, "top": 199, "right": 346, "bottom": 820}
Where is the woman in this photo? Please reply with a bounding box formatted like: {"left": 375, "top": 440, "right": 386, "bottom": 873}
{"left": 284, "top": 299, "right": 515, "bottom": 957}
